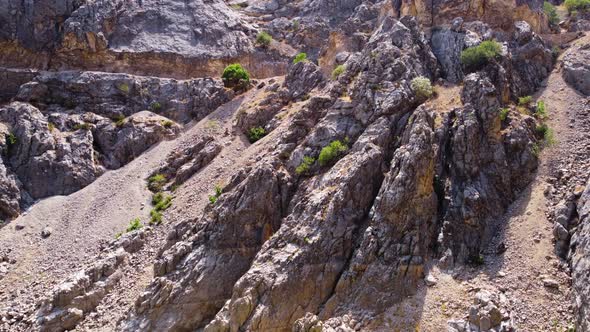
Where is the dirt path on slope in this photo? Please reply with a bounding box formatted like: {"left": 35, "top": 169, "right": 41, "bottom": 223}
{"left": 0, "top": 79, "right": 286, "bottom": 330}
{"left": 372, "top": 36, "right": 590, "bottom": 332}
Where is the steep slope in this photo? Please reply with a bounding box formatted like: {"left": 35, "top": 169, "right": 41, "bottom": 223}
{"left": 3, "top": 1, "right": 590, "bottom": 332}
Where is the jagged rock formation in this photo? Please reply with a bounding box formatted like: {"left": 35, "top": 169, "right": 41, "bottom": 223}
{"left": 0, "top": 0, "right": 288, "bottom": 78}
{"left": 0, "top": 70, "right": 230, "bottom": 220}
{"left": 572, "top": 181, "right": 590, "bottom": 332}
{"left": 3, "top": 0, "right": 588, "bottom": 331}
{"left": 35, "top": 230, "right": 148, "bottom": 332}
{"left": 116, "top": 16, "right": 547, "bottom": 332}
{"left": 397, "top": 0, "right": 548, "bottom": 33}
{"left": 563, "top": 42, "right": 590, "bottom": 95}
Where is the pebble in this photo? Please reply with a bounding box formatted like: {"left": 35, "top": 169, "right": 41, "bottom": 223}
{"left": 40, "top": 227, "right": 52, "bottom": 238}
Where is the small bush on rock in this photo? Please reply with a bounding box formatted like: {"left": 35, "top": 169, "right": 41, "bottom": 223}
{"left": 518, "top": 95, "right": 533, "bottom": 106}
{"left": 544, "top": 2, "right": 560, "bottom": 27}
{"left": 536, "top": 100, "right": 548, "bottom": 119}
{"left": 565, "top": 0, "right": 590, "bottom": 13}
{"left": 460, "top": 40, "right": 502, "bottom": 71}
{"left": 499, "top": 108, "right": 510, "bottom": 121}
{"left": 293, "top": 52, "right": 308, "bottom": 64}
{"left": 150, "top": 101, "right": 162, "bottom": 111}
{"left": 126, "top": 218, "right": 142, "bottom": 233}
{"left": 256, "top": 31, "right": 272, "bottom": 48}
{"left": 411, "top": 76, "right": 434, "bottom": 100}
{"left": 209, "top": 185, "right": 223, "bottom": 204}
{"left": 148, "top": 174, "right": 167, "bottom": 192}
{"left": 247, "top": 126, "right": 267, "bottom": 143}
{"left": 332, "top": 65, "right": 345, "bottom": 80}
{"left": 161, "top": 120, "right": 174, "bottom": 128}
{"left": 295, "top": 156, "right": 316, "bottom": 175}
{"left": 222, "top": 64, "right": 250, "bottom": 91}
{"left": 318, "top": 140, "right": 348, "bottom": 166}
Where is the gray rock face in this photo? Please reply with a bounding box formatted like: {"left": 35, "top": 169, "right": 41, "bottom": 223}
{"left": 15, "top": 71, "right": 231, "bottom": 123}
{"left": 448, "top": 290, "right": 515, "bottom": 332}
{"left": 0, "top": 102, "right": 99, "bottom": 200}
{"left": 119, "top": 15, "right": 543, "bottom": 331}
{"left": 571, "top": 181, "right": 590, "bottom": 331}
{"left": 563, "top": 42, "right": 590, "bottom": 95}
{"left": 0, "top": 68, "right": 38, "bottom": 102}
{"left": 0, "top": 69, "right": 228, "bottom": 220}
{"left": 123, "top": 163, "right": 289, "bottom": 331}
{"left": 431, "top": 28, "right": 465, "bottom": 83}
{"left": 35, "top": 229, "right": 148, "bottom": 332}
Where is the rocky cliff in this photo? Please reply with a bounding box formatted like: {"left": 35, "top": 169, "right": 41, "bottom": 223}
{"left": 1, "top": 0, "right": 590, "bottom": 331}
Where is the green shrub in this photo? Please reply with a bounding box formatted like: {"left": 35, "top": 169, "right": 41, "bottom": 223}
{"left": 293, "top": 52, "right": 308, "bottom": 64}
{"left": 544, "top": 2, "right": 560, "bottom": 26}
{"left": 518, "top": 95, "right": 533, "bottom": 106}
{"left": 565, "top": 0, "right": 590, "bottom": 13}
{"left": 148, "top": 174, "right": 167, "bottom": 192}
{"left": 154, "top": 195, "right": 173, "bottom": 211}
{"left": 318, "top": 140, "right": 348, "bottom": 167}
{"left": 209, "top": 185, "right": 223, "bottom": 204}
{"left": 536, "top": 123, "right": 556, "bottom": 146}
{"left": 6, "top": 133, "right": 17, "bottom": 146}
{"left": 247, "top": 126, "right": 267, "bottom": 143}
{"left": 499, "top": 108, "right": 510, "bottom": 121}
{"left": 151, "top": 101, "right": 162, "bottom": 111}
{"left": 74, "top": 123, "right": 91, "bottom": 131}
{"left": 222, "top": 64, "right": 250, "bottom": 90}
{"left": 411, "top": 76, "right": 434, "bottom": 100}
{"left": 332, "top": 65, "right": 345, "bottom": 80}
{"left": 536, "top": 100, "right": 548, "bottom": 119}
{"left": 126, "top": 218, "right": 142, "bottom": 232}
{"left": 295, "top": 156, "right": 316, "bottom": 175}
{"left": 118, "top": 83, "right": 130, "bottom": 93}
{"left": 114, "top": 114, "right": 126, "bottom": 127}
{"left": 150, "top": 210, "right": 162, "bottom": 225}
{"left": 161, "top": 120, "right": 174, "bottom": 128}
{"left": 460, "top": 40, "right": 502, "bottom": 71}
{"left": 469, "top": 254, "right": 485, "bottom": 266}
{"left": 256, "top": 31, "right": 272, "bottom": 47}
{"left": 152, "top": 192, "right": 164, "bottom": 205}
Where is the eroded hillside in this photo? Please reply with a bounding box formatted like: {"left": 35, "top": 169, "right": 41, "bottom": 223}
{"left": 0, "top": 0, "right": 590, "bottom": 331}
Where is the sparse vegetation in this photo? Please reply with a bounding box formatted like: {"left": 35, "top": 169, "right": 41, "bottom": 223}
{"left": 161, "top": 120, "right": 174, "bottom": 128}
{"left": 536, "top": 123, "right": 556, "bottom": 146}
{"left": 256, "top": 31, "right": 272, "bottom": 48}
{"left": 118, "top": 83, "right": 130, "bottom": 93}
{"left": 332, "top": 65, "right": 345, "bottom": 80}
{"left": 295, "top": 156, "right": 316, "bottom": 175}
{"left": 126, "top": 217, "right": 142, "bottom": 233}
{"left": 114, "top": 114, "right": 126, "bottom": 127}
{"left": 318, "top": 140, "right": 348, "bottom": 167}
{"left": 247, "top": 126, "right": 267, "bottom": 143}
{"left": 208, "top": 185, "right": 223, "bottom": 204}
{"left": 564, "top": 0, "right": 590, "bottom": 13}
{"left": 518, "top": 95, "right": 533, "bottom": 106}
{"left": 150, "top": 192, "right": 172, "bottom": 225}
{"left": 544, "top": 1, "right": 560, "bottom": 27}
{"left": 293, "top": 52, "right": 308, "bottom": 64}
{"left": 74, "top": 123, "right": 91, "bottom": 131}
{"left": 293, "top": 19, "right": 300, "bottom": 31}
{"left": 150, "top": 101, "right": 162, "bottom": 111}
{"left": 536, "top": 100, "right": 548, "bottom": 119}
{"left": 411, "top": 76, "right": 434, "bottom": 100}
{"left": 499, "top": 108, "right": 510, "bottom": 122}
{"left": 48, "top": 123, "right": 55, "bottom": 132}
{"left": 6, "top": 133, "right": 17, "bottom": 146}
{"left": 148, "top": 173, "right": 167, "bottom": 192}
{"left": 222, "top": 64, "right": 250, "bottom": 90}
{"left": 469, "top": 253, "right": 485, "bottom": 266}
{"left": 460, "top": 40, "right": 502, "bottom": 71}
